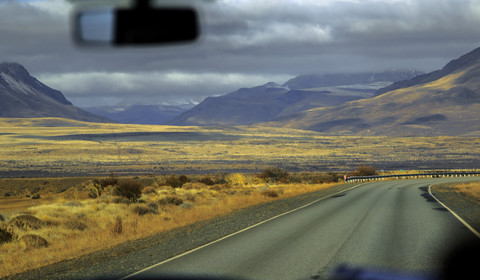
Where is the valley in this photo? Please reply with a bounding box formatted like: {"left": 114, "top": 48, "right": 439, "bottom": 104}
{"left": 0, "top": 118, "right": 479, "bottom": 179}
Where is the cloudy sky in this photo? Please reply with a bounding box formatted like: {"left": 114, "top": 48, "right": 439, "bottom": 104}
{"left": 1, "top": 0, "right": 480, "bottom": 107}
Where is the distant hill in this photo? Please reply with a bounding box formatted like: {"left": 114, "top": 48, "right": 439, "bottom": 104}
{"left": 82, "top": 104, "right": 194, "bottom": 125}
{"left": 168, "top": 82, "right": 365, "bottom": 126}
{"left": 374, "top": 48, "right": 480, "bottom": 97}
{"left": 284, "top": 70, "right": 422, "bottom": 90}
{"left": 168, "top": 71, "right": 419, "bottom": 126}
{"left": 265, "top": 47, "right": 480, "bottom": 136}
{"left": 0, "top": 62, "right": 109, "bottom": 122}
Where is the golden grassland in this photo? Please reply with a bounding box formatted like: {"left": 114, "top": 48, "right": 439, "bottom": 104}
{"left": 1, "top": 117, "right": 480, "bottom": 176}
{"left": 0, "top": 172, "right": 337, "bottom": 277}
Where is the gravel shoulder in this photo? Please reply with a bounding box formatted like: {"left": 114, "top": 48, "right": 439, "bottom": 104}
{"left": 431, "top": 183, "right": 480, "bottom": 234}
{"left": 4, "top": 183, "right": 358, "bottom": 280}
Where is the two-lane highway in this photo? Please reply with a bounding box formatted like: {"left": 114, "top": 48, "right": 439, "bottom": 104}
{"left": 126, "top": 177, "right": 480, "bottom": 280}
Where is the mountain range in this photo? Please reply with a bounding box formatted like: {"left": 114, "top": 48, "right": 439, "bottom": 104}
{"left": 2, "top": 45, "right": 480, "bottom": 136}
{"left": 265, "top": 47, "right": 480, "bottom": 136}
{"left": 0, "top": 62, "right": 108, "bottom": 122}
{"left": 167, "top": 71, "right": 420, "bottom": 126}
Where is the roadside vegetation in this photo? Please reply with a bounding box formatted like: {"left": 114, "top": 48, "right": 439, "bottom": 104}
{"left": 0, "top": 169, "right": 341, "bottom": 277}
{"left": 351, "top": 165, "right": 378, "bottom": 176}
{"left": 434, "top": 182, "right": 480, "bottom": 203}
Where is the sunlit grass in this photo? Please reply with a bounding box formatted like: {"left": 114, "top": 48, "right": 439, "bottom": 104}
{"left": 1, "top": 118, "right": 479, "bottom": 175}
{"left": 0, "top": 176, "right": 337, "bottom": 277}
{"left": 436, "top": 182, "right": 480, "bottom": 203}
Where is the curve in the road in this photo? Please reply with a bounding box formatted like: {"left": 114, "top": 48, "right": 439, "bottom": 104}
{"left": 124, "top": 177, "right": 480, "bottom": 280}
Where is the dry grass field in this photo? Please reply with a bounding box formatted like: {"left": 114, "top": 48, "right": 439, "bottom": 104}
{"left": 0, "top": 117, "right": 479, "bottom": 177}
{"left": 0, "top": 172, "right": 338, "bottom": 277}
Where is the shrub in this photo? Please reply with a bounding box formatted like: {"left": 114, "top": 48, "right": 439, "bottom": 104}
{"left": 198, "top": 175, "right": 215, "bottom": 186}
{"left": 158, "top": 196, "right": 183, "bottom": 206}
{"left": 115, "top": 179, "right": 144, "bottom": 201}
{"left": 258, "top": 167, "right": 290, "bottom": 183}
{"left": 321, "top": 173, "right": 341, "bottom": 183}
{"left": 182, "top": 182, "right": 206, "bottom": 190}
{"left": 63, "top": 201, "right": 82, "bottom": 207}
{"left": 100, "top": 173, "right": 119, "bottom": 188}
{"left": 147, "top": 201, "right": 159, "bottom": 210}
{"left": 226, "top": 173, "right": 248, "bottom": 187}
{"left": 112, "top": 197, "right": 131, "bottom": 204}
{"left": 112, "top": 216, "right": 122, "bottom": 235}
{"left": 87, "top": 184, "right": 101, "bottom": 199}
{"left": 132, "top": 205, "right": 156, "bottom": 216}
{"left": 354, "top": 165, "right": 377, "bottom": 176}
{"left": 64, "top": 220, "right": 88, "bottom": 231}
{"left": 185, "top": 193, "right": 196, "bottom": 202}
{"left": 214, "top": 172, "right": 228, "bottom": 185}
{"left": 0, "top": 227, "right": 13, "bottom": 244}
{"left": 8, "top": 215, "right": 44, "bottom": 231}
{"left": 0, "top": 213, "right": 4, "bottom": 222}
{"left": 19, "top": 234, "right": 48, "bottom": 249}
{"left": 141, "top": 186, "right": 157, "bottom": 195}
{"left": 31, "top": 193, "right": 41, "bottom": 200}
{"left": 41, "top": 216, "right": 60, "bottom": 227}
{"left": 180, "top": 202, "right": 194, "bottom": 209}
{"left": 261, "top": 190, "right": 279, "bottom": 198}
{"left": 165, "top": 174, "right": 188, "bottom": 188}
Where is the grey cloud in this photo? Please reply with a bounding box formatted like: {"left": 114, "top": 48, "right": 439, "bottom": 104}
{"left": 38, "top": 71, "right": 291, "bottom": 107}
{"left": 2, "top": 0, "right": 480, "bottom": 106}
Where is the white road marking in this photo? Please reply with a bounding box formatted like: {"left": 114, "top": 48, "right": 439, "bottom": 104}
{"left": 428, "top": 184, "right": 480, "bottom": 239}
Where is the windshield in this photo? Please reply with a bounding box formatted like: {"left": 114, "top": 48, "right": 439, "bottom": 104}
{"left": 1, "top": 1, "right": 480, "bottom": 280}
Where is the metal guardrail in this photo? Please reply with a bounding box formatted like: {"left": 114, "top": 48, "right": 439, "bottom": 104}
{"left": 345, "top": 171, "right": 480, "bottom": 183}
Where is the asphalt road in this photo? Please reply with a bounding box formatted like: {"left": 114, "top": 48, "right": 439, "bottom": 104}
{"left": 126, "top": 177, "right": 480, "bottom": 280}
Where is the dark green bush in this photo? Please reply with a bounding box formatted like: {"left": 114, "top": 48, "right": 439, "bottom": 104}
{"left": 258, "top": 167, "right": 290, "bottom": 183}
{"left": 115, "top": 179, "right": 144, "bottom": 201}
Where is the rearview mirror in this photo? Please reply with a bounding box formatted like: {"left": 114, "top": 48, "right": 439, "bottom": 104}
{"left": 73, "top": 0, "right": 199, "bottom": 46}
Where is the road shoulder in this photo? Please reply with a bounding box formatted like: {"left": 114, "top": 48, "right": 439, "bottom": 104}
{"left": 430, "top": 183, "right": 480, "bottom": 235}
